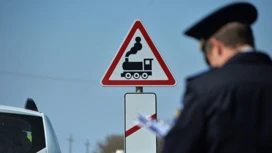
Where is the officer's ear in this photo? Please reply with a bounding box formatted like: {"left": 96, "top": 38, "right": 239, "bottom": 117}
{"left": 209, "top": 38, "right": 224, "bottom": 56}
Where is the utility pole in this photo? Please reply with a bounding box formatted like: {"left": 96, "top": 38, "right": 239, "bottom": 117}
{"left": 85, "top": 140, "right": 90, "bottom": 153}
{"left": 68, "top": 135, "right": 73, "bottom": 153}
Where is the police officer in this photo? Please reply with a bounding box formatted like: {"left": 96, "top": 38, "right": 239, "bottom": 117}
{"left": 162, "top": 2, "right": 272, "bottom": 153}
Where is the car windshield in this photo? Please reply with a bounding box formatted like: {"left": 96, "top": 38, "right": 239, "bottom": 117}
{"left": 0, "top": 112, "right": 46, "bottom": 153}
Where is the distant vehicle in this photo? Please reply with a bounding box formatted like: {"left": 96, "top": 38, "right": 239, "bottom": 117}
{"left": 0, "top": 98, "right": 61, "bottom": 153}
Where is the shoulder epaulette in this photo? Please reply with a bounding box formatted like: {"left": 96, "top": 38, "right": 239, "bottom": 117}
{"left": 186, "top": 67, "right": 218, "bottom": 82}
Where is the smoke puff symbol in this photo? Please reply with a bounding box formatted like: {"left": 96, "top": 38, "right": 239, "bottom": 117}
{"left": 125, "top": 37, "right": 142, "bottom": 57}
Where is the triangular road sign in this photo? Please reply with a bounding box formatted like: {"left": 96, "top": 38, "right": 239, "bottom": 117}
{"left": 101, "top": 20, "right": 176, "bottom": 86}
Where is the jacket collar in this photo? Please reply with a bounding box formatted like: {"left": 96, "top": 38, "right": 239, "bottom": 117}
{"left": 223, "top": 50, "right": 272, "bottom": 67}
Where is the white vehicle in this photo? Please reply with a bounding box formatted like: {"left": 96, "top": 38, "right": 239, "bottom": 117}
{"left": 0, "top": 98, "right": 61, "bottom": 153}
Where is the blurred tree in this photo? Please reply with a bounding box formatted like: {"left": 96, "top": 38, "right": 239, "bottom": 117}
{"left": 93, "top": 134, "right": 124, "bottom": 153}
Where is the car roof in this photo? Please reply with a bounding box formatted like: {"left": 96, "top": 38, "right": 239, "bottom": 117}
{"left": 0, "top": 105, "right": 43, "bottom": 117}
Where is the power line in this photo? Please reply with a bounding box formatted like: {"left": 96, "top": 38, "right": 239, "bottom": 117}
{"left": 0, "top": 70, "right": 98, "bottom": 83}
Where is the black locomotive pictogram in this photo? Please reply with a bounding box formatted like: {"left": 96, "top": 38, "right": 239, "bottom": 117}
{"left": 121, "top": 36, "right": 153, "bottom": 80}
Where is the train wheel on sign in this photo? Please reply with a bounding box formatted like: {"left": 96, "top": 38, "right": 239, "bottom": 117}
{"left": 141, "top": 73, "right": 148, "bottom": 79}
{"left": 133, "top": 73, "right": 140, "bottom": 79}
{"left": 125, "top": 73, "right": 132, "bottom": 79}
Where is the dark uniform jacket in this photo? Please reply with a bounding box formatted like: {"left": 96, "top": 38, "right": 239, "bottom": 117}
{"left": 162, "top": 51, "right": 272, "bottom": 153}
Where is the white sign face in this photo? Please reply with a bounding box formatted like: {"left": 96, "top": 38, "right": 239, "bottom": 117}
{"left": 110, "top": 30, "right": 168, "bottom": 81}
{"left": 124, "top": 93, "right": 157, "bottom": 153}
{"left": 101, "top": 20, "right": 176, "bottom": 86}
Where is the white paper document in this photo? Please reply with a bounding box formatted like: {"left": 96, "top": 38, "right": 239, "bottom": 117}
{"left": 136, "top": 113, "right": 172, "bottom": 138}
